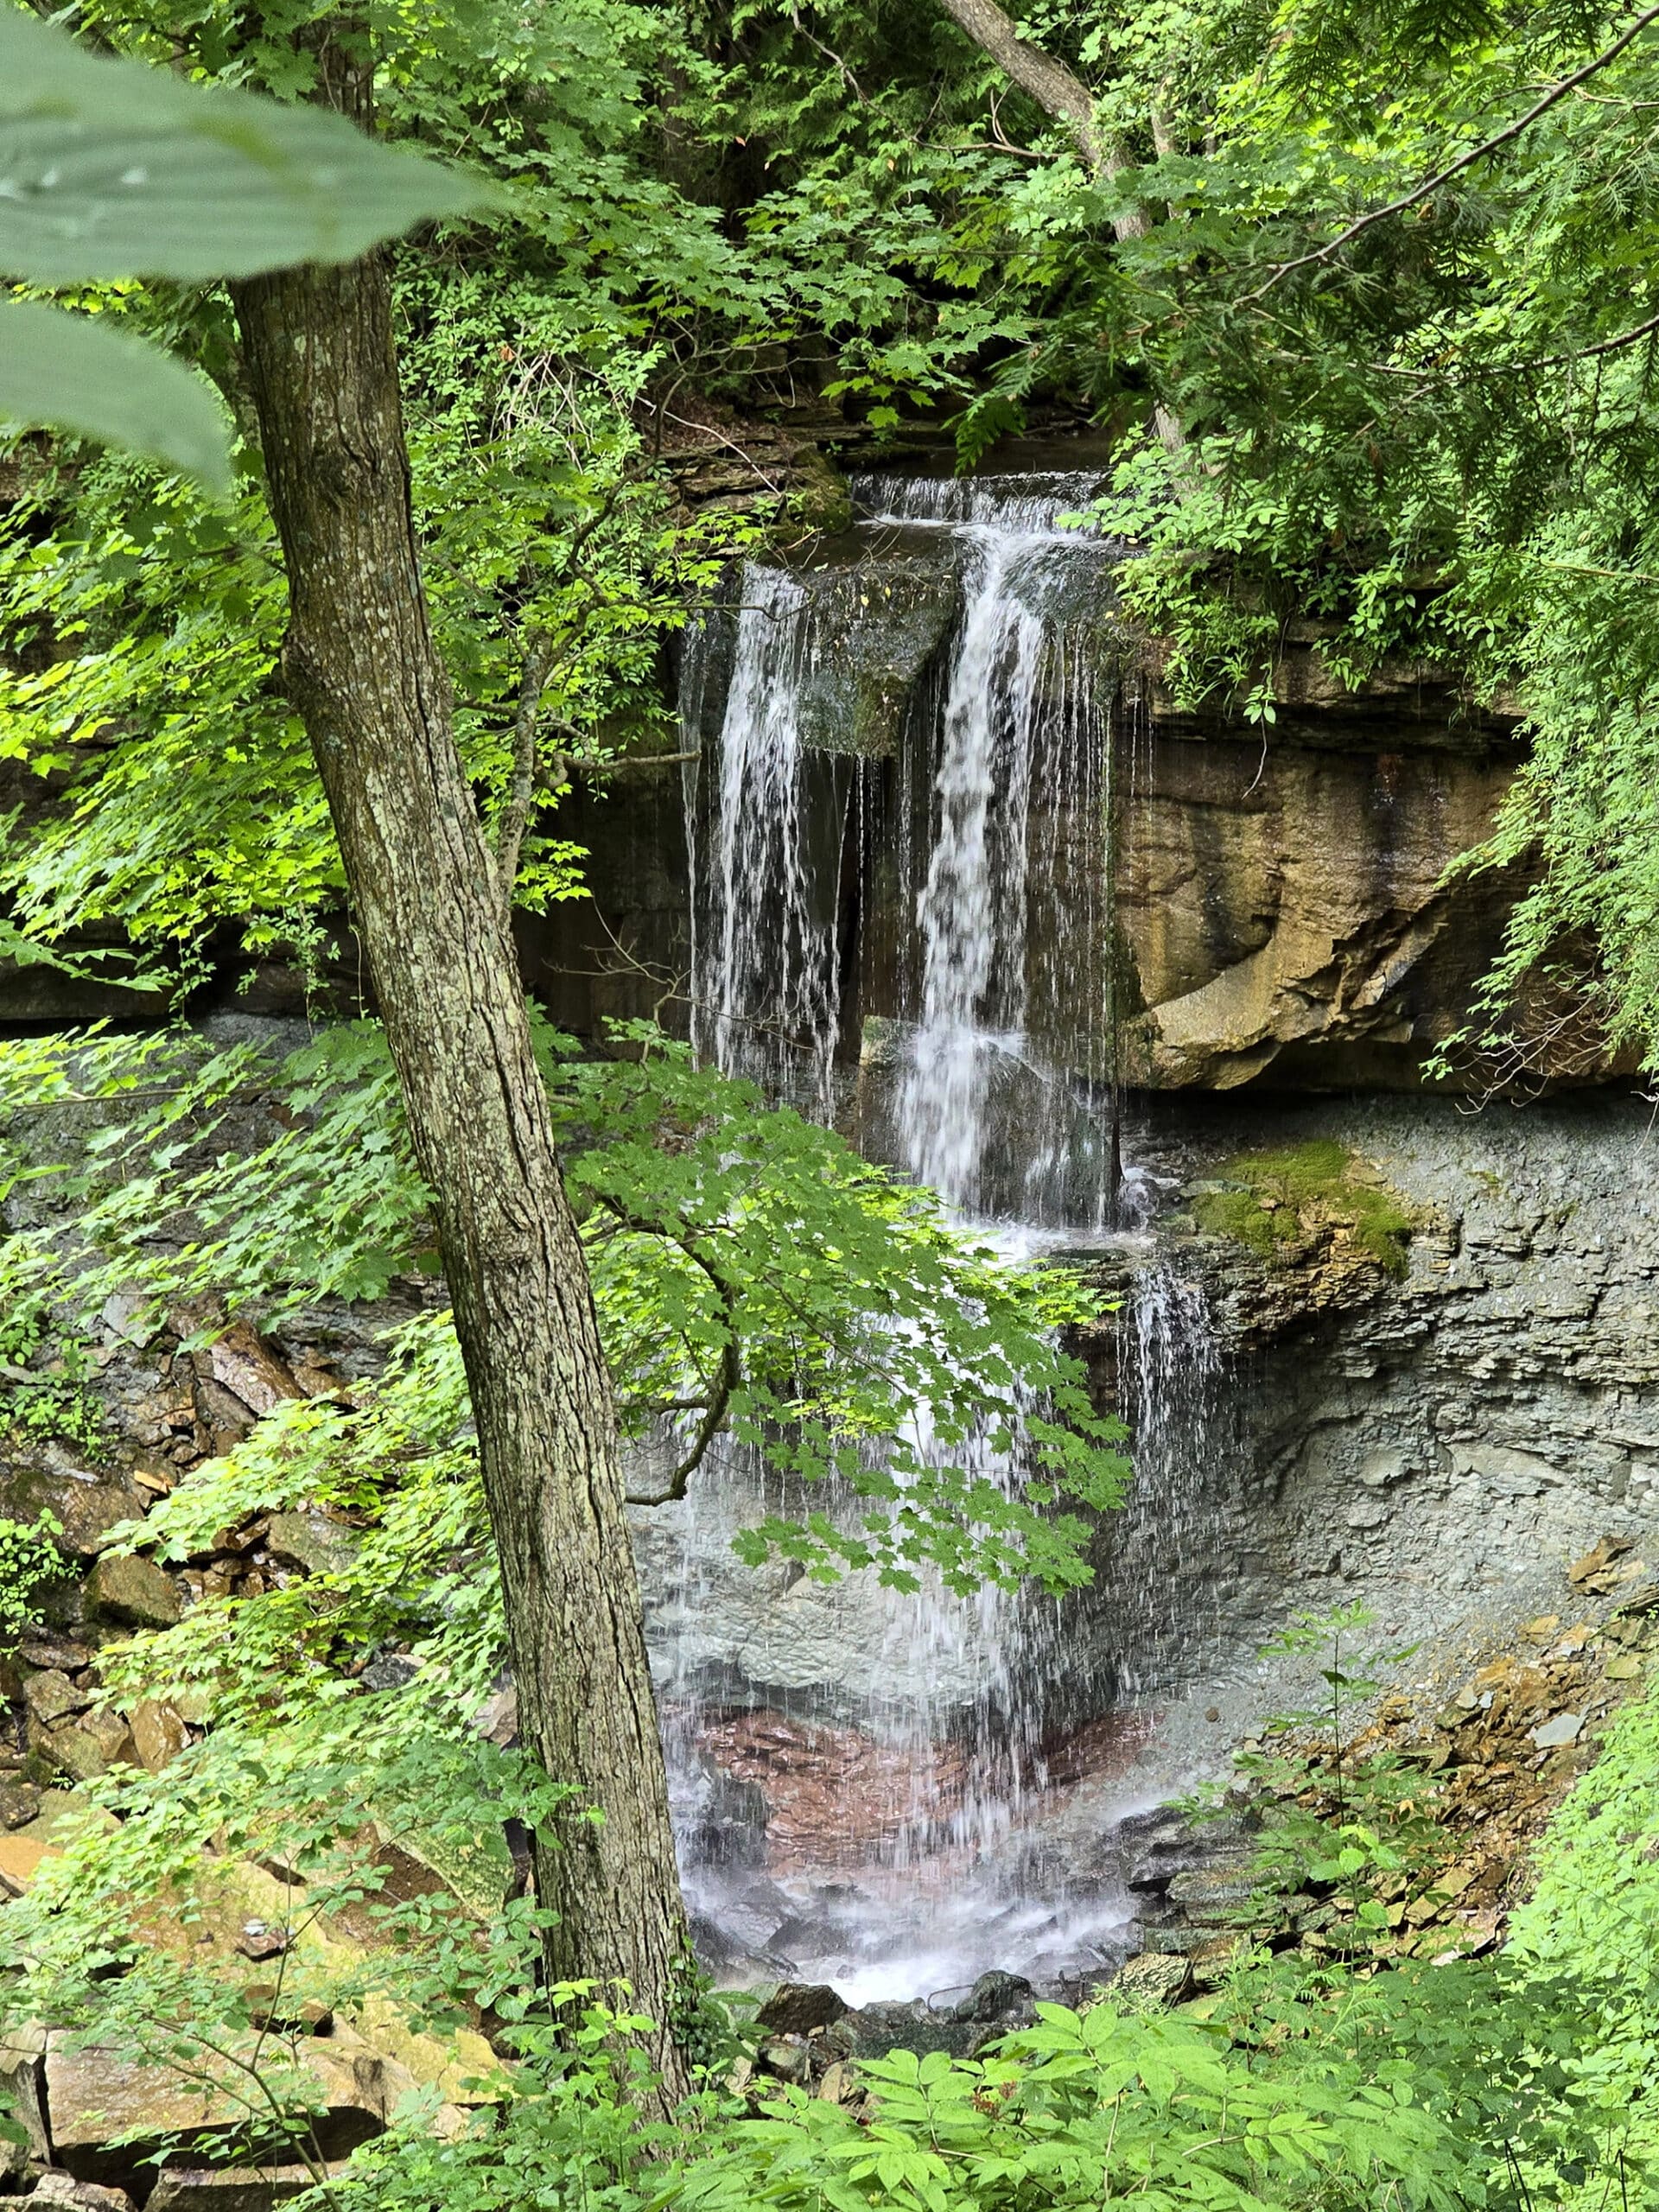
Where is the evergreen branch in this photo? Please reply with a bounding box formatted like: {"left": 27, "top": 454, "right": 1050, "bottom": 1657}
{"left": 1249, "top": 2, "right": 1659, "bottom": 300}
{"left": 1503, "top": 307, "right": 1659, "bottom": 371}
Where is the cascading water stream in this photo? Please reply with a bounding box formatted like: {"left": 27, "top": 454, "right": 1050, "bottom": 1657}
{"left": 685, "top": 564, "right": 844, "bottom": 1104}
{"left": 857, "top": 468, "right": 1119, "bottom": 1226}
{"left": 897, "top": 534, "right": 1042, "bottom": 1211}
{"left": 663, "top": 463, "right": 1225, "bottom": 1998}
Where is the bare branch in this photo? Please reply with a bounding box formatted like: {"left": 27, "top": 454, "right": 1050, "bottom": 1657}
{"left": 624, "top": 1332, "right": 741, "bottom": 1506}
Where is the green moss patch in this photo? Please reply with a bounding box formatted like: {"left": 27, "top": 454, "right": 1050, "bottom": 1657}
{"left": 1192, "top": 1138, "right": 1415, "bottom": 1277}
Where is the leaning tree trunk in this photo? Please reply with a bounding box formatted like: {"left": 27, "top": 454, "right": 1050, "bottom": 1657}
{"left": 228, "top": 74, "right": 690, "bottom": 2101}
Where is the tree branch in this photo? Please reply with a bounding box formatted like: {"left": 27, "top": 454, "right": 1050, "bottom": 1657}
{"left": 935, "top": 0, "right": 1111, "bottom": 173}
{"left": 596, "top": 1194, "right": 747, "bottom": 1504}
{"left": 493, "top": 625, "right": 556, "bottom": 912}
{"left": 1249, "top": 3, "right": 1659, "bottom": 302}
{"left": 933, "top": 0, "right": 1185, "bottom": 454}
{"left": 1492, "top": 306, "right": 1659, "bottom": 372}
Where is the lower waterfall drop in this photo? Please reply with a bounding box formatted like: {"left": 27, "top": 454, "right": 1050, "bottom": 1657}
{"left": 658, "top": 460, "right": 1226, "bottom": 1999}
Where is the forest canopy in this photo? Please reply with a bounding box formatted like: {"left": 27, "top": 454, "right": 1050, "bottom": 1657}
{"left": 3, "top": 0, "right": 1658, "bottom": 1071}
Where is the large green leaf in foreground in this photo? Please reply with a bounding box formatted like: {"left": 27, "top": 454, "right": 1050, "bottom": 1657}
{"left": 0, "top": 5, "right": 489, "bottom": 489}
{"left": 0, "top": 8, "right": 486, "bottom": 280}
{"left": 0, "top": 296, "right": 232, "bottom": 489}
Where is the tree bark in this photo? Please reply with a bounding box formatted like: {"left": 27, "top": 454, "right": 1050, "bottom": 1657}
{"left": 936, "top": 0, "right": 1184, "bottom": 453}
{"left": 936, "top": 0, "right": 1110, "bottom": 171}
{"left": 228, "top": 52, "right": 690, "bottom": 2104}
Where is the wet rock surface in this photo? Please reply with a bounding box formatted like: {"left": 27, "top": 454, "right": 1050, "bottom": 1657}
{"left": 1114, "top": 696, "right": 1535, "bottom": 1092}
{"left": 1074, "top": 1091, "right": 1659, "bottom": 1719}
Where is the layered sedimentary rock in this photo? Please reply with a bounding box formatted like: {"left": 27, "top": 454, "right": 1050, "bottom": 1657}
{"left": 1117, "top": 644, "right": 1529, "bottom": 1090}
{"left": 1087, "top": 1089, "right": 1659, "bottom": 1706}
{"left": 553, "top": 502, "right": 1550, "bottom": 1096}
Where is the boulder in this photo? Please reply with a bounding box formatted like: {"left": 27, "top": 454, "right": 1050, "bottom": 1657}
{"left": 27, "top": 2172, "right": 134, "bottom": 2212}
{"left": 37, "top": 1711, "right": 138, "bottom": 1783}
{"left": 1110, "top": 1953, "right": 1193, "bottom": 2006}
{"left": 842, "top": 2002, "right": 980, "bottom": 2060}
{"left": 19, "top": 1640, "right": 93, "bottom": 1673}
{"left": 147, "top": 2169, "right": 333, "bottom": 2212}
{"left": 130, "top": 1700, "right": 190, "bottom": 1772}
{"left": 22, "top": 1672, "right": 89, "bottom": 1728}
{"left": 757, "top": 2038, "right": 812, "bottom": 2086}
{"left": 951, "top": 1971, "right": 1033, "bottom": 2024}
{"left": 1531, "top": 1712, "right": 1584, "bottom": 1749}
{"left": 87, "top": 1555, "right": 181, "bottom": 1629}
{"left": 204, "top": 1324, "right": 304, "bottom": 1419}
{"left": 1164, "top": 1862, "right": 1259, "bottom": 1925}
{"left": 264, "top": 1512, "right": 359, "bottom": 1580}
{"left": 756, "top": 1982, "right": 849, "bottom": 2037}
{"left": 351, "top": 1996, "right": 507, "bottom": 2107}
{"left": 817, "top": 2060, "right": 855, "bottom": 2105}
{"left": 1, "top": 2024, "right": 50, "bottom": 2162}
{"left": 25, "top": 1475, "right": 143, "bottom": 1560}
{"left": 44, "top": 2027, "right": 422, "bottom": 2188}
{"left": 0, "top": 1779, "right": 42, "bottom": 1830}
{"left": 0, "top": 1833, "right": 56, "bottom": 1897}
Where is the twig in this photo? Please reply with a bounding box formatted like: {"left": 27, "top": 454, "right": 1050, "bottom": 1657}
{"left": 1380, "top": 306, "right": 1659, "bottom": 382}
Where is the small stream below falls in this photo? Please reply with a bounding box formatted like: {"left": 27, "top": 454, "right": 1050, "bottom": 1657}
{"left": 643, "top": 461, "right": 1226, "bottom": 2001}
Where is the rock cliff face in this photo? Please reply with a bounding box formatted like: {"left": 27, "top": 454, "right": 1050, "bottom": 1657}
{"left": 1088, "top": 1090, "right": 1659, "bottom": 1720}
{"left": 1116, "top": 650, "right": 1530, "bottom": 1090}
{"left": 556, "top": 531, "right": 1564, "bottom": 1097}
{"left": 0, "top": 501, "right": 1586, "bottom": 1099}
{"left": 629, "top": 1090, "right": 1659, "bottom": 1769}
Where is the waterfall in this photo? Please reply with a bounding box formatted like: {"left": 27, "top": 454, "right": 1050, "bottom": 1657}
{"left": 690, "top": 464, "right": 1118, "bottom": 1201}
{"left": 1108, "top": 1267, "right": 1228, "bottom": 1693}
{"left": 664, "top": 462, "right": 1213, "bottom": 1999}
{"left": 897, "top": 534, "right": 1043, "bottom": 1210}
{"left": 687, "top": 563, "right": 847, "bottom": 1105}
{"left": 853, "top": 470, "right": 1120, "bottom": 1226}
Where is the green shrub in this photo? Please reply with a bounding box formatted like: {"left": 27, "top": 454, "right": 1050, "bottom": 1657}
{"left": 0, "top": 1510, "right": 65, "bottom": 1654}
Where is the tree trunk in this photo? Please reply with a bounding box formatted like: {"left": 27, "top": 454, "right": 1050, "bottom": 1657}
{"left": 936, "top": 0, "right": 1184, "bottom": 454}
{"left": 228, "top": 60, "right": 690, "bottom": 2102}
{"left": 937, "top": 0, "right": 1109, "bottom": 169}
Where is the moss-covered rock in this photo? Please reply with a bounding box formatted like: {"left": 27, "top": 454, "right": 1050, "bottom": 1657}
{"left": 1191, "top": 1140, "right": 1415, "bottom": 1276}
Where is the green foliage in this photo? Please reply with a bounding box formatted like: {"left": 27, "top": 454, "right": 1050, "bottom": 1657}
{"left": 0, "top": 1017, "right": 1126, "bottom": 1594}
{"left": 0, "top": 1296, "right": 104, "bottom": 1452}
{"left": 1207, "top": 1605, "right": 1451, "bottom": 1955}
{"left": 1190, "top": 1141, "right": 1416, "bottom": 1274}
{"left": 658, "top": 2004, "right": 1465, "bottom": 2212}
{"left": 0, "top": 1509, "right": 64, "bottom": 1656}
{"left": 1507, "top": 1662, "right": 1659, "bottom": 2194}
